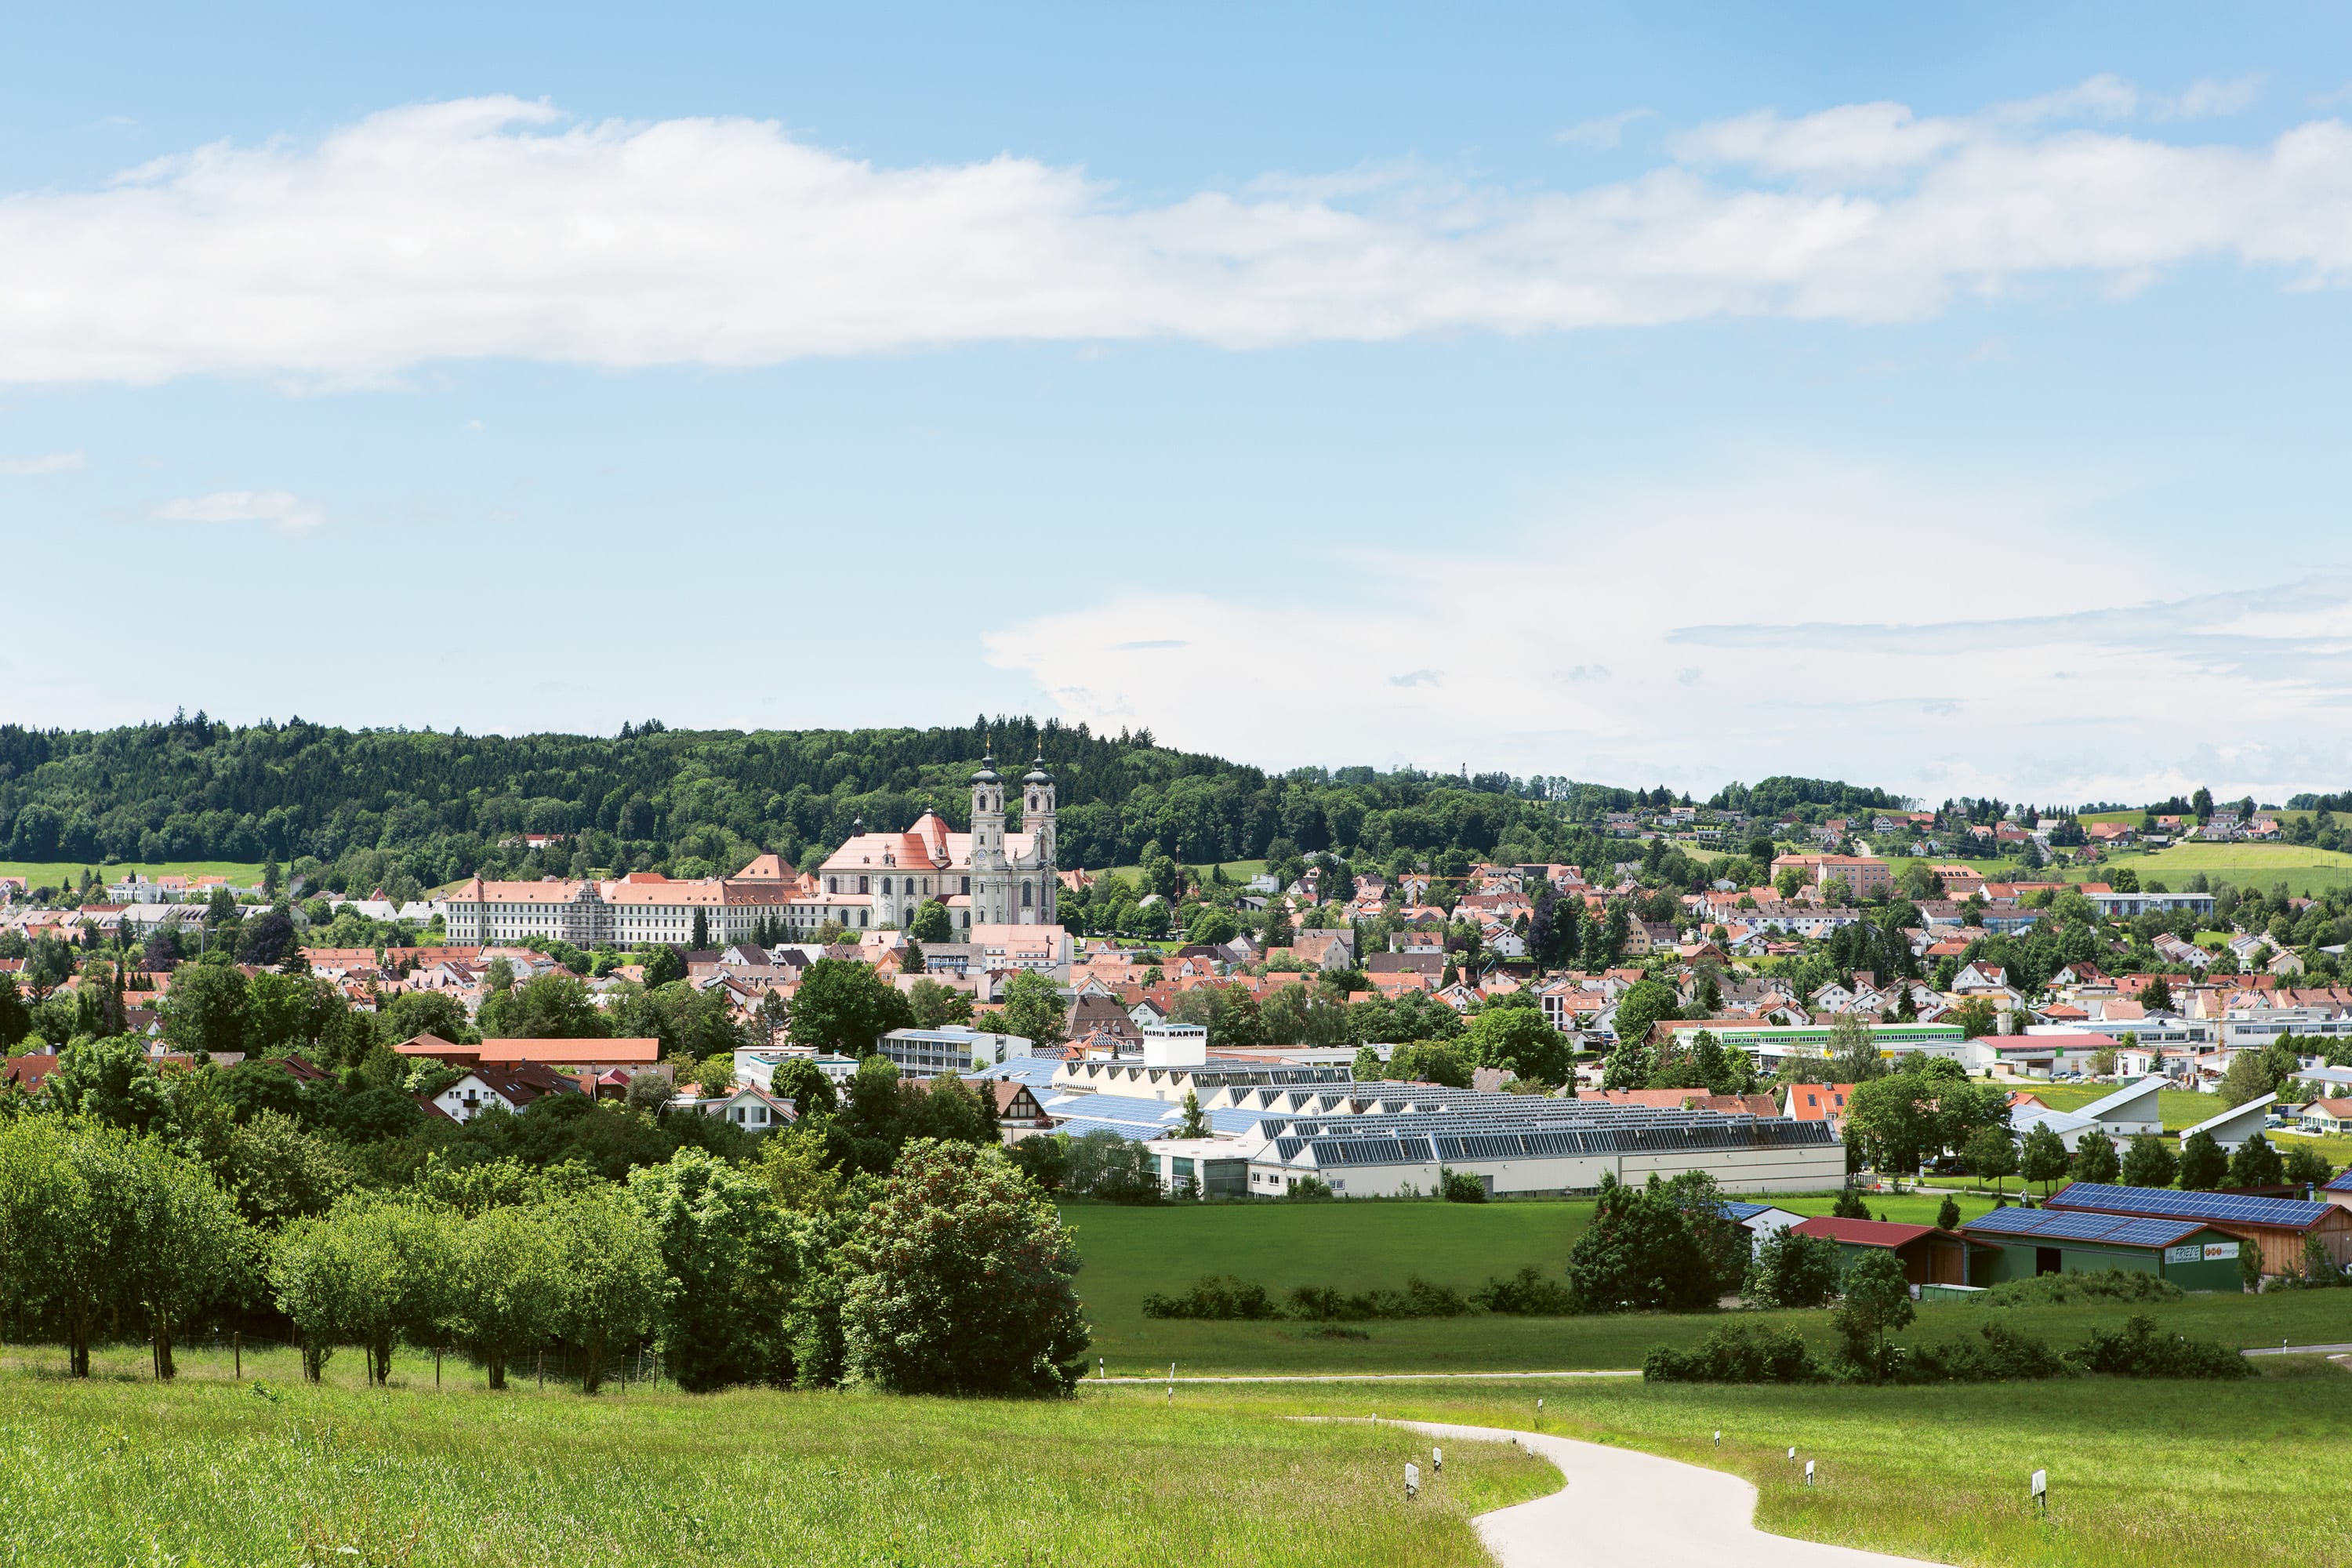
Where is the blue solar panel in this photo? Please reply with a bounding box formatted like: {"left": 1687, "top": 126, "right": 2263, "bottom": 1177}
{"left": 2049, "top": 1181, "right": 2326, "bottom": 1228}
{"left": 1719, "top": 1201, "right": 1769, "bottom": 1221}
{"left": 1960, "top": 1207, "right": 2066, "bottom": 1238}
{"left": 1962, "top": 1207, "right": 2205, "bottom": 1248}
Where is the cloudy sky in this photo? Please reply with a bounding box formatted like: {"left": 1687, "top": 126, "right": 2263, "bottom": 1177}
{"left": 5, "top": 3, "right": 2352, "bottom": 805}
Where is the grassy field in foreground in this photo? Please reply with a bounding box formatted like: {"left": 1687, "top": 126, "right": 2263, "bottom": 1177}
{"left": 1064, "top": 1199, "right": 2352, "bottom": 1374}
{"left": 0, "top": 859, "right": 266, "bottom": 891}
{"left": 1161, "top": 1363, "right": 2352, "bottom": 1568}
{"left": 0, "top": 1346, "right": 1555, "bottom": 1568}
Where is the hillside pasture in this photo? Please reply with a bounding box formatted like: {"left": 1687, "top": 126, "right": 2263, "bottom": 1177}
{"left": 0, "top": 859, "right": 267, "bottom": 892}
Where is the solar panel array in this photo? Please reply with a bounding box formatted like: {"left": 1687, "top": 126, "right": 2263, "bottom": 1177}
{"left": 1265, "top": 1112, "right": 1834, "bottom": 1168}
{"left": 2048, "top": 1181, "right": 2328, "bottom": 1229}
{"left": 1962, "top": 1207, "right": 2205, "bottom": 1248}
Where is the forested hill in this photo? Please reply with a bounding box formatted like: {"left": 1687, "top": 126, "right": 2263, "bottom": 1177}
{"left": 0, "top": 713, "right": 1900, "bottom": 898}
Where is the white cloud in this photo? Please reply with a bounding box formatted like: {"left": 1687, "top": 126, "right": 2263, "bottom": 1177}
{"left": 0, "top": 449, "right": 85, "bottom": 475}
{"left": 1554, "top": 109, "right": 1654, "bottom": 147}
{"left": 2161, "top": 74, "right": 2264, "bottom": 120}
{"left": 153, "top": 489, "right": 324, "bottom": 532}
{"left": 983, "top": 456, "right": 2352, "bottom": 803}
{"left": 6, "top": 87, "right": 2352, "bottom": 383}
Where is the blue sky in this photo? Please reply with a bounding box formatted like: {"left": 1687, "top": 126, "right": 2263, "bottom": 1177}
{"left": 5, "top": 4, "right": 2352, "bottom": 804}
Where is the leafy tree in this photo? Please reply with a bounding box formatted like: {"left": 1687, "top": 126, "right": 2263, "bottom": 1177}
{"left": 0, "top": 973, "right": 29, "bottom": 1049}
{"left": 691, "top": 907, "right": 710, "bottom": 949}
{"left": 1565, "top": 1174, "right": 1719, "bottom": 1312}
{"left": 995, "top": 970, "right": 1070, "bottom": 1050}
{"left": 640, "top": 946, "right": 687, "bottom": 988}
{"left": 237, "top": 908, "right": 299, "bottom": 968}
{"left": 1464, "top": 1004, "right": 1570, "bottom": 1086}
{"left": 1936, "top": 1193, "right": 1962, "bottom": 1230}
{"left": 554, "top": 1186, "right": 667, "bottom": 1394}
{"left": 270, "top": 1196, "right": 452, "bottom": 1384}
{"left": 689, "top": 1053, "right": 739, "bottom": 1098}
{"left": 1743, "top": 1228, "right": 1842, "bottom": 1308}
{"left": 1351, "top": 1044, "right": 1384, "bottom": 1082}
{"left": 383, "top": 989, "right": 469, "bottom": 1044}
{"left": 907, "top": 977, "right": 974, "bottom": 1030}
{"left": 2070, "top": 1130, "right": 2122, "bottom": 1185}
{"left": 787, "top": 959, "right": 914, "bottom": 1058}
{"left": 1947, "top": 997, "right": 1999, "bottom": 1040}
{"left": 226, "top": 1110, "right": 353, "bottom": 1228}
{"left": 1388, "top": 1039, "right": 1472, "bottom": 1088}
{"left": 481, "top": 972, "right": 610, "bottom": 1040}
{"left": 771, "top": 1058, "right": 839, "bottom": 1117}
{"left": 41, "top": 1036, "right": 169, "bottom": 1132}
{"left": 1843, "top": 1076, "right": 1938, "bottom": 1175}
{"left": 163, "top": 962, "right": 250, "bottom": 1059}
{"left": 907, "top": 900, "right": 955, "bottom": 943}
{"left": 1831, "top": 1186, "right": 1872, "bottom": 1220}
{"left": 2121, "top": 1132, "right": 2179, "bottom": 1189}
{"left": 2018, "top": 1123, "right": 2072, "bottom": 1195}
{"left": 2179, "top": 1129, "right": 2228, "bottom": 1191}
{"left": 2228, "top": 1134, "right": 2285, "bottom": 1189}
{"left": 1833, "top": 1247, "right": 1915, "bottom": 1382}
{"left": 118, "top": 1135, "right": 252, "bottom": 1380}
{"left": 840, "top": 1138, "right": 1089, "bottom": 1396}
{"left": 0, "top": 1119, "right": 132, "bottom": 1376}
{"left": 448, "top": 1201, "right": 570, "bottom": 1390}
{"left": 1826, "top": 1011, "right": 1885, "bottom": 1082}
{"left": 2141, "top": 975, "right": 2174, "bottom": 1012}
{"left": 628, "top": 1147, "right": 806, "bottom": 1390}
{"left": 2282, "top": 1145, "right": 2335, "bottom": 1190}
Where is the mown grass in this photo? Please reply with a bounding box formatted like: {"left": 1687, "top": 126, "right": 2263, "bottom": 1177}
{"left": 1064, "top": 1200, "right": 2352, "bottom": 1373}
{"left": 0, "top": 1345, "right": 1556, "bottom": 1568}
{"left": 1157, "top": 1367, "right": 2352, "bottom": 1568}
{"left": 0, "top": 859, "right": 267, "bottom": 891}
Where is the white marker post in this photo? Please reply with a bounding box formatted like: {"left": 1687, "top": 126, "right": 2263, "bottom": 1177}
{"left": 1788, "top": 1446, "right": 1796, "bottom": 1466}
{"left": 1167, "top": 1362, "right": 1175, "bottom": 1406}
{"left": 1405, "top": 1462, "right": 1421, "bottom": 1500}
{"left": 1805, "top": 1460, "right": 1816, "bottom": 1487}
{"left": 2031, "top": 1469, "right": 2047, "bottom": 1512}
{"left": 1432, "top": 1446, "right": 1443, "bottom": 1474}
{"left": 1714, "top": 1429, "right": 1721, "bottom": 1449}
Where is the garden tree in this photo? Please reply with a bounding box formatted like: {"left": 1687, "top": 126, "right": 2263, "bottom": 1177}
{"left": 1648, "top": 1029, "right": 1759, "bottom": 1094}
{"left": 840, "top": 1139, "right": 1090, "bottom": 1396}
{"left": 1661, "top": 1171, "right": 1751, "bottom": 1299}
{"left": 1463, "top": 1001, "right": 1570, "bottom": 1086}
{"left": 1842, "top": 1074, "right": 1940, "bottom": 1175}
{"left": 2228, "top": 1134, "right": 2286, "bottom": 1189}
{"left": 236, "top": 907, "right": 299, "bottom": 968}
{"left": 118, "top": 1135, "right": 251, "bottom": 1380}
{"left": 2179, "top": 1129, "right": 2228, "bottom": 1191}
{"left": 2282, "top": 1145, "right": 2335, "bottom": 1190}
{"left": 913, "top": 1073, "right": 991, "bottom": 1146}
{"left": 0, "top": 1119, "right": 129, "bottom": 1376}
{"left": 1174, "top": 1088, "right": 1210, "bottom": 1139}
{"left": 906, "top": 978, "right": 975, "bottom": 1030}
{"left": 1565, "top": 1173, "right": 1719, "bottom": 1312}
{"left": 787, "top": 959, "right": 915, "bottom": 1058}
{"left": 1831, "top": 1186, "right": 1871, "bottom": 1220}
{"left": 1936, "top": 1193, "right": 1962, "bottom": 1231}
{"left": 2142, "top": 974, "right": 2174, "bottom": 1012}
{"left": 554, "top": 1185, "right": 668, "bottom": 1394}
{"left": 2070, "top": 1130, "right": 2122, "bottom": 1184}
{"left": 1947, "top": 997, "right": 1999, "bottom": 1040}
{"left": 383, "top": 988, "right": 470, "bottom": 1046}
{"left": 757, "top": 1127, "right": 850, "bottom": 1214}
{"left": 834, "top": 1055, "right": 912, "bottom": 1171}
{"left": 907, "top": 899, "right": 955, "bottom": 943}
{"left": 1061, "top": 1127, "right": 1161, "bottom": 1201}
{"left": 612, "top": 980, "right": 748, "bottom": 1062}
{"left": 639, "top": 946, "right": 687, "bottom": 988}
{"left": 1826, "top": 1011, "right": 1886, "bottom": 1083}
{"left": 1350, "top": 1045, "right": 1384, "bottom": 1082}
{"left": 1388, "top": 1039, "right": 1472, "bottom": 1088}
{"left": 690, "top": 1053, "right": 738, "bottom": 1098}
{"left": 754, "top": 989, "right": 791, "bottom": 1047}
{"left": 1833, "top": 1247, "right": 1915, "bottom": 1383}
{"left": 1007, "top": 1130, "right": 1069, "bottom": 1193}
{"left": 271, "top": 1196, "right": 453, "bottom": 1384}
{"left": 1742, "top": 1228, "right": 1842, "bottom": 1308}
{"left": 2122, "top": 1132, "right": 2180, "bottom": 1189}
{"left": 448, "top": 1200, "right": 570, "bottom": 1390}
{"left": 1609, "top": 978, "right": 1679, "bottom": 1070}
{"left": 2018, "top": 1123, "right": 2072, "bottom": 1195}
{"left": 771, "top": 1057, "right": 840, "bottom": 1117}
{"left": 626, "top": 1070, "right": 674, "bottom": 1116}
{"left": 995, "top": 970, "right": 1071, "bottom": 1049}
{"left": 242, "top": 971, "right": 352, "bottom": 1058}
{"left": 163, "top": 961, "right": 250, "bottom": 1059}
{"left": 225, "top": 1111, "right": 354, "bottom": 1227}
{"left": 220, "top": 1054, "right": 310, "bottom": 1123}
{"left": 1185, "top": 905, "right": 1240, "bottom": 946}
{"left": 0, "top": 972, "right": 29, "bottom": 1048}
{"left": 480, "top": 972, "right": 611, "bottom": 1040}
{"left": 40, "top": 1036, "right": 169, "bottom": 1132}
{"left": 691, "top": 908, "right": 709, "bottom": 949}
{"left": 1256, "top": 984, "right": 1352, "bottom": 1050}
{"left": 1963, "top": 1125, "right": 2018, "bottom": 1195}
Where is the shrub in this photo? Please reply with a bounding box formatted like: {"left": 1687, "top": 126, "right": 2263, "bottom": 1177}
{"left": 1471, "top": 1265, "right": 1577, "bottom": 1316}
{"left": 1286, "top": 1175, "right": 1334, "bottom": 1202}
{"left": 1644, "top": 1323, "right": 1824, "bottom": 1385}
{"left": 2069, "top": 1314, "right": 2250, "bottom": 1379}
{"left": 1743, "top": 1229, "right": 1842, "bottom": 1309}
{"left": 1285, "top": 1276, "right": 1472, "bottom": 1321}
{"left": 1981, "top": 1269, "right": 2183, "bottom": 1308}
{"left": 1830, "top": 1186, "right": 1872, "bottom": 1220}
{"left": 1438, "top": 1167, "right": 1489, "bottom": 1203}
{"left": 1142, "top": 1275, "right": 1281, "bottom": 1321}
{"left": 1893, "top": 1320, "right": 2067, "bottom": 1384}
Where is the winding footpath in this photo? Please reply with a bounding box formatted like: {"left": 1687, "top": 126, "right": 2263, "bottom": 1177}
{"left": 1392, "top": 1419, "right": 1951, "bottom": 1568}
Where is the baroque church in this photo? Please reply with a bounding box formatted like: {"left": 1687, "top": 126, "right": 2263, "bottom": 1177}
{"left": 815, "top": 752, "right": 1059, "bottom": 932}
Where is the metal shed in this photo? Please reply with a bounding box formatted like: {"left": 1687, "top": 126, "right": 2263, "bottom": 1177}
{"left": 1961, "top": 1206, "right": 2245, "bottom": 1292}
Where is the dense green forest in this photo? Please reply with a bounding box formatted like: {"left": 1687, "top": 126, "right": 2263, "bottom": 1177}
{"left": 0, "top": 712, "right": 1902, "bottom": 900}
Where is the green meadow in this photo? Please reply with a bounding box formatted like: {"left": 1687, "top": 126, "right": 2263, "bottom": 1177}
{"left": 1159, "top": 1361, "right": 2352, "bottom": 1568}
{"left": 0, "top": 1344, "right": 1555, "bottom": 1568}
{"left": 0, "top": 859, "right": 267, "bottom": 892}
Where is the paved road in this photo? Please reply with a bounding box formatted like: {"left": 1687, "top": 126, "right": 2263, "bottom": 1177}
{"left": 1090, "top": 1370, "right": 1640, "bottom": 1384}
{"left": 2241, "top": 1341, "right": 2352, "bottom": 1356}
{"left": 1392, "top": 1418, "right": 1951, "bottom": 1568}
